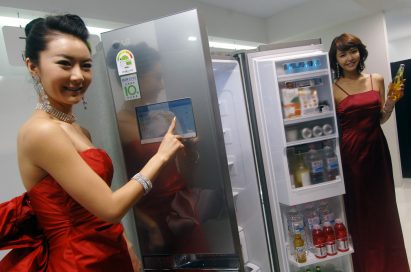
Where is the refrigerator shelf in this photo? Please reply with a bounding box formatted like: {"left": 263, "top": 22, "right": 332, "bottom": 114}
{"left": 286, "top": 134, "right": 337, "bottom": 147}
{"left": 277, "top": 69, "right": 329, "bottom": 82}
{"left": 280, "top": 178, "right": 345, "bottom": 206}
{"left": 283, "top": 112, "right": 335, "bottom": 125}
{"left": 288, "top": 245, "right": 354, "bottom": 268}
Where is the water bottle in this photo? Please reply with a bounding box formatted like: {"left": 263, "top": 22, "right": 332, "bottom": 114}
{"left": 306, "top": 145, "right": 324, "bottom": 184}
{"left": 323, "top": 144, "right": 339, "bottom": 181}
{"left": 318, "top": 200, "right": 335, "bottom": 225}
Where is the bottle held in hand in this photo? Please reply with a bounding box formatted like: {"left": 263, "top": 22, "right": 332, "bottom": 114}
{"left": 388, "top": 64, "right": 405, "bottom": 101}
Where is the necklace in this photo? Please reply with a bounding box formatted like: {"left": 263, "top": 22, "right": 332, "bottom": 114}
{"left": 36, "top": 102, "right": 76, "bottom": 124}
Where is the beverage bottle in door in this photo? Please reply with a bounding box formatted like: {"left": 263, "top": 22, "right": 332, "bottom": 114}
{"left": 323, "top": 143, "right": 339, "bottom": 181}
{"left": 294, "top": 152, "right": 310, "bottom": 188}
{"left": 318, "top": 200, "right": 335, "bottom": 225}
{"left": 388, "top": 64, "right": 405, "bottom": 101}
{"left": 287, "top": 207, "right": 305, "bottom": 252}
{"left": 334, "top": 218, "right": 349, "bottom": 252}
{"left": 294, "top": 230, "right": 307, "bottom": 263}
{"left": 312, "top": 224, "right": 327, "bottom": 259}
{"left": 306, "top": 144, "right": 324, "bottom": 184}
{"left": 323, "top": 221, "right": 337, "bottom": 256}
{"left": 315, "top": 266, "right": 322, "bottom": 272}
{"left": 303, "top": 203, "right": 320, "bottom": 249}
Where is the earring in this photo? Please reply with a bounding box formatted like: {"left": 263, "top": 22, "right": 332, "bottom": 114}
{"left": 359, "top": 58, "right": 365, "bottom": 71}
{"left": 82, "top": 96, "right": 88, "bottom": 110}
{"left": 33, "top": 75, "right": 50, "bottom": 106}
{"left": 336, "top": 63, "right": 341, "bottom": 79}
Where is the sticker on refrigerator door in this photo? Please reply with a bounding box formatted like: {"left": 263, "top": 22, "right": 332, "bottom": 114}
{"left": 121, "top": 74, "right": 141, "bottom": 100}
{"left": 116, "top": 49, "right": 137, "bottom": 76}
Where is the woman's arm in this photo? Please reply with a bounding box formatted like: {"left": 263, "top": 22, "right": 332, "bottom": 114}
{"left": 21, "top": 118, "right": 183, "bottom": 223}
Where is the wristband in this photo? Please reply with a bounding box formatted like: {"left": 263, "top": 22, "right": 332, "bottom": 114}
{"left": 132, "top": 173, "right": 152, "bottom": 195}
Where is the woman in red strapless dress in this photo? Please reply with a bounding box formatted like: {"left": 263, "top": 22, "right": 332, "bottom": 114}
{"left": 0, "top": 14, "right": 183, "bottom": 271}
{"left": 329, "top": 33, "right": 409, "bottom": 272}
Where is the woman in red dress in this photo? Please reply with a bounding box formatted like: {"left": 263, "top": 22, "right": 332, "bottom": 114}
{"left": 329, "top": 33, "right": 409, "bottom": 272}
{"left": 0, "top": 14, "right": 184, "bottom": 271}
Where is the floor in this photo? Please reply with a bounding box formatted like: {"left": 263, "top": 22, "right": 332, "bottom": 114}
{"left": 395, "top": 181, "right": 411, "bottom": 268}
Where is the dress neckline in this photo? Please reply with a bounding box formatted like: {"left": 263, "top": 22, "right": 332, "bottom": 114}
{"left": 27, "top": 147, "right": 108, "bottom": 194}
{"left": 337, "top": 90, "right": 380, "bottom": 110}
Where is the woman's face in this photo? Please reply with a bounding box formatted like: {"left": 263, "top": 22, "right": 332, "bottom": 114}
{"left": 28, "top": 33, "right": 92, "bottom": 108}
{"left": 336, "top": 47, "right": 361, "bottom": 74}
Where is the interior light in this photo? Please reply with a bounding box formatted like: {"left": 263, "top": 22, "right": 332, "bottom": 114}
{"left": 188, "top": 36, "right": 197, "bottom": 41}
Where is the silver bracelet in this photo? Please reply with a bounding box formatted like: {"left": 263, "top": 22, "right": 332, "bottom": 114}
{"left": 132, "top": 172, "right": 152, "bottom": 195}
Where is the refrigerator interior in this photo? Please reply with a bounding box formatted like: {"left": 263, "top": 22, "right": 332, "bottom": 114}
{"left": 212, "top": 58, "right": 272, "bottom": 272}
{"left": 247, "top": 45, "right": 354, "bottom": 272}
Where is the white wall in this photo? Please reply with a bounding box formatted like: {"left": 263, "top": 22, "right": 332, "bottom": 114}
{"left": 274, "top": 12, "right": 403, "bottom": 187}
{"left": 389, "top": 36, "right": 411, "bottom": 62}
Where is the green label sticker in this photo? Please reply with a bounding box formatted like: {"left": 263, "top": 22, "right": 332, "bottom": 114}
{"left": 121, "top": 73, "right": 141, "bottom": 101}
{"left": 116, "top": 49, "right": 137, "bottom": 76}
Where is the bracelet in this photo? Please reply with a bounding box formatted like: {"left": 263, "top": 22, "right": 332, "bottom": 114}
{"left": 132, "top": 172, "right": 152, "bottom": 195}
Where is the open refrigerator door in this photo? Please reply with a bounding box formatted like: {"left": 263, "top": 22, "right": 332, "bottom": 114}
{"left": 246, "top": 43, "right": 354, "bottom": 272}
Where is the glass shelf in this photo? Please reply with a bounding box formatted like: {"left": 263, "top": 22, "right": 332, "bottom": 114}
{"left": 284, "top": 112, "right": 335, "bottom": 126}
{"left": 286, "top": 134, "right": 337, "bottom": 147}
{"left": 288, "top": 245, "right": 354, "bottom": 268}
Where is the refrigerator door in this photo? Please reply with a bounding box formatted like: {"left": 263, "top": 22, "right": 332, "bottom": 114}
{"left": 246, "top": 44, "right": 353, "bottom": 272}
{"left": 212, "top": 58, "right": 274, "bottom": 272}
{"left": 98, "top": 9, "right": 242, "bottom": 271}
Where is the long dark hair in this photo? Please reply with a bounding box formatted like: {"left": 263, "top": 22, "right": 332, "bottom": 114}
{"left": 328, "top": 33, "right": 368, "bottom": 79}
{"left": 25, "top": 14, "right": 90, "bottom": 65}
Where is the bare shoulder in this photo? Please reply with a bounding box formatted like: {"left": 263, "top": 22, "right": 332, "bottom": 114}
{"left": 371, "top": 73, "right": 385, "bottom": 84}
{"left": 18, "top": 117, "right": 74, "bottom": 156}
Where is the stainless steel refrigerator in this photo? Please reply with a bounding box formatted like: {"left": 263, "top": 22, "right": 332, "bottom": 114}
{"left": 78, "top": 9, "right": 251, "bottom": 271}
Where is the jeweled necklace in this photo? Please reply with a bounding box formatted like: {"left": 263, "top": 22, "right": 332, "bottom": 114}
{"left": 36, "top": 102, "right": 76, "bottom": 124}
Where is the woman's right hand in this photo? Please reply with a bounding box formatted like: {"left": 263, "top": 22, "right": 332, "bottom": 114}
{"left": 156, "top": 117, "right": 184, "bottom": 163}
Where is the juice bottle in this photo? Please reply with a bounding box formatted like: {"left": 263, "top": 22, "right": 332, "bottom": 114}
{"left": 388, "top": 64, "right": 405, "bottom": 101}
{"left": 312, "top": 224, "right": 327, "bottom": 259}
{"left": 294, "top": 152, "right": 310, "bottom": 188}
{"left": 334, "top": 218, "right": 349, "bottom": 252}
{"left": 306, "top": 144, "right": 324, "bottom": 184}
{"left": 294, "top": 231, "right": 307, "bottom": 263}
{"left": 323, "top": 221, "right": 337, "bottom": 256}
{"left": 323, "top": 144, "right": 339, "bottom": 181}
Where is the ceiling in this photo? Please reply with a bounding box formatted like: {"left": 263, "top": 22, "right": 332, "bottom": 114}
{"left": 0, "top": 0, "right": 410, "bottom": 42}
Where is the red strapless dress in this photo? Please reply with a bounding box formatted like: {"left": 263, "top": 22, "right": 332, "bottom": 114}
{"left": 0, "top": 148, "right": 134, "bottom": 271}
{"left": 337, "top": 90, "right": 410, "bottom": 272}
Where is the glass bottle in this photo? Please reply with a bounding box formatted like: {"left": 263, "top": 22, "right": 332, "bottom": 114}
{"left": 388, "top": 64, "right": 405, "bottom": 101}
{"left": 294, "top": 231, "right": 307, "bottom": 263}
{"left": 294, "top": 152, "right": 310, "bottom": 188}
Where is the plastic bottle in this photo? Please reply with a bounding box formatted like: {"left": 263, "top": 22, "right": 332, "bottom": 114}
{"left": 388, "top": 64, "right": 405, "bottom": 101}
{"left": 318, "top": 200, "right": 335, "bottom": 225}
{"left": 287, "top": 207, "right": 305, "bottom": 236}
{"left": 306, "top": 145, "right": 324, "bottom": 184}
{"left": 294, "top": 152, "right": 311, "bottom": 188}
{"left": 323, "top": 144, "right": 339, "bottom": 181}
{"left": 312, "top": 224, "right": 327, "bottom": 259}
{"left": 294, "top": 231, "right": 307, "bottom": 263}
{"left": 334, "top": 218, "right": 349, "bottom": 252}
{"left": 315, "top": 266, "right": 322, "bottom": 272}
{"left": 323, "top": 221, "right": 337, "bottom": 256}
